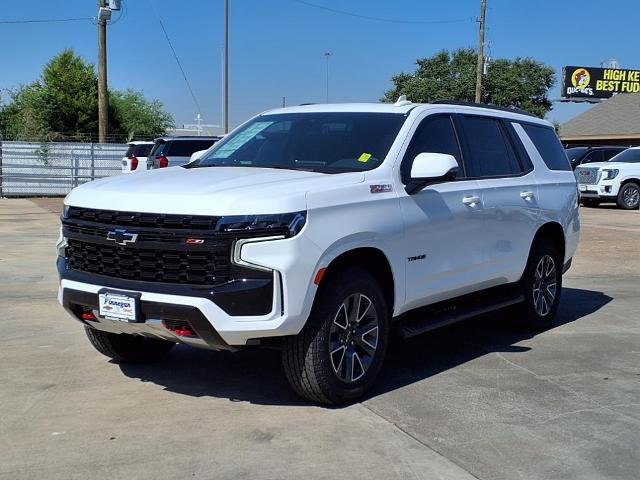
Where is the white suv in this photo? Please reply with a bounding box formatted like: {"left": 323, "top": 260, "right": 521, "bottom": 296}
{"left": 576, "top": 147, "right": 640, "bottom": 209}
{"left": 57, "top": 100, "right": 580, "bottom": 403}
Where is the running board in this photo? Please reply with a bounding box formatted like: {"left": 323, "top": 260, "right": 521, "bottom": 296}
{"left": 398, "top": 292, "right": 525, "bottom": 340}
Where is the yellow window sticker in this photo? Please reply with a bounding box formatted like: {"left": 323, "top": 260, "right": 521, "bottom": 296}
{"left": 358, "top": 153, "right": 372, "bottom": 163}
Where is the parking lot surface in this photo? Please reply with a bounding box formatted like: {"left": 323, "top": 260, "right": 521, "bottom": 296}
{"left": 1, "top": 198, "right": 638, "bottom": 480}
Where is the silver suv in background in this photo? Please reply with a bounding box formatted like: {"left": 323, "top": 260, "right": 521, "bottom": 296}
{"left": 147, "top": 136, "right": 221, "bottom": 169}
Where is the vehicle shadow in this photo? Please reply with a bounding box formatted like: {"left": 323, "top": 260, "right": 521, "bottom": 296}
{"left": 118, "top": 287, "right": 612, "bottom": 407}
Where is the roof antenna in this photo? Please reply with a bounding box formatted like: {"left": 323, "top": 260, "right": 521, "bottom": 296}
{"left": 395, "top": 95, "right": 412, "bottom": 106}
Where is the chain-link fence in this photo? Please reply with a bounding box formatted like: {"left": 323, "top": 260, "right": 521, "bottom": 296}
{"left": 0, "top": 141, "right": 127, "bottom": 197}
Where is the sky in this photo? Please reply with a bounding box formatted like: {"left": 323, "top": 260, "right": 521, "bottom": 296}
{"left": 0, "top": 0, "right": 638, "bottom": 132}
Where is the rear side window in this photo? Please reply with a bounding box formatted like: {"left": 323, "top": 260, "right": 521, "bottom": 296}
{"left": 461, "top": 116, "right": 521, "bottom": 177}
{"left": 521, "top": 124, "right": 571, "bottom": 171}
{"left": 583, "top": 150, "right": 603, "bottom": 164}
{"left": 402, "top": 115, "right": 463, "bottom": 181}
{"left": 603, "top": 149, "right": 624, "bottom": 161}
{"left": 149, "top": 142, "right": 166, "bottom": 157}
{"left": 166, "top": 140, "right": 218, "bottom": 157}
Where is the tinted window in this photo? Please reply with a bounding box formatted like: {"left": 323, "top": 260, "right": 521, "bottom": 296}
{"left": 602, "top": 149, "right": 625, "bottom": 161}
{"left": 522, "top": 124, "right": 571, "bottom": 171}
{"left": 149, "top": 141, "right": 166, "bottom": 157}
{"left": 133, "top": 144, "right": 153, "bottom": 157}
{"left": 583, "top": 150, "right": 603, "bottom": 164}
{"left": 462, "top": 116, "right": 521, "bottom": 177}
{"left": 196, "top": 113, "right": 406, "bottom": 173}
{"left": 402, "top": 115, "right": 462, "bottom": 181}
{"left": 609, "top": 148, "right": 640, "bottom": 163}
{"left": 166, "top": 140, "right": 218, "bottom": 157}
{"left": 565, "top": 147, "right": 587, "bottom": 162}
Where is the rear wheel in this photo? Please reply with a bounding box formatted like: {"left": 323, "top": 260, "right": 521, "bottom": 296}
{"left": 617, "top": 182, "right": 640, "bottom": 210}
{"left": 516, "top": 241, "right": 563, "bottom": 330}
{"left": 581, "top": 198, "right": 600, "bottom": 208}
{"left": 282, "top": 267, "right": 389, "bottom": 404}
{"left": 85, "top": 327, "right": 175, "bottom": 363}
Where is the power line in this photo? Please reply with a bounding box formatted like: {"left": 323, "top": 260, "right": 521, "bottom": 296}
{"left": 149, "top": 0, "right": 202, "bottom": 116}
{"left": 0, "top": 17, "right": 93, "bottom": 25}
{"left": 291, "top": 0, "right": 472, "bottom": 25}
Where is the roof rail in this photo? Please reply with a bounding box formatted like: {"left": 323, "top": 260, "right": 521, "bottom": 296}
{"left": 431, "top": 100, "right": 537, "bottom": 118}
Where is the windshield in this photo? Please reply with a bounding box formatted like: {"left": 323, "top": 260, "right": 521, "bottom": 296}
{"left": 609, "top": 148, "right": 639, "bottom": 163}
{"left": 192, "top": 112, "right": 406, "bottom": 173}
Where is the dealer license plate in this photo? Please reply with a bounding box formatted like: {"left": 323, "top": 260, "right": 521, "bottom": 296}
{"left": 98, "top": 291, "right": 138, "bottom": 322}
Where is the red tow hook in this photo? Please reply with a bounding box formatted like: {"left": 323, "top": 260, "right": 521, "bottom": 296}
{"left": 173, "top": 327, "right": 195, "bottom": 337}
{"left": 81, "top": 311, "right": 97, "bottom": 322}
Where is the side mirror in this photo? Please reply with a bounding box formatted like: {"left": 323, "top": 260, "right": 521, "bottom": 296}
{"left": 190, "top": 149, "right": 208, "bottom": 162}
{"left": 406, "top": 153, "right": 459, "bottom": 194}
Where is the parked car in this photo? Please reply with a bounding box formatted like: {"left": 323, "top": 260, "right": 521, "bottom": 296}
{"left": 565, "top": 146, "right": 627, "bottom": 170}
{"left": 576, "top": 146, "right": 640, "bottom": 209}
{"left": 147, "top": 136, "right": 221, "bottom": 169}
{"left": 57, "top": 100, "right": 579, "bottom": 404}
{"left": 121, "top": 141, "right": 154, "bottom": 173}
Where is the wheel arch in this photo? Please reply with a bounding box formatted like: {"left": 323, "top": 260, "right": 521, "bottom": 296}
{"left": 530, "top": 222, "right": 566, "bottom": 265}
{"left": 319, "top": 247, "right": 395, "bottom": 316}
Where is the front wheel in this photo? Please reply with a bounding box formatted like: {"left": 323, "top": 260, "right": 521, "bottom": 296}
{"left": 85, "top": 327, "right": 175, "bottom": 363}
{"left": 617, "top": 182, "right": 640, "bottom": 210}
{"left": 516, "top": 241, "right": 563, "bottom": 330}
{"left": 282, "top": 267, "right": 389, "bottom": 404}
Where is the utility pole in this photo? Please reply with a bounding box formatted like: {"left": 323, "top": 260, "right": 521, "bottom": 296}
{"left": 474, "top": 0, "right": 487, "bottom": 104}
{"left": 223, "top": 0, "right": 229, "bottom": 133}
{"left": 97, "top": 0, "right": 108, "bottom": 143}
{"left": 324, "top": 52, "right": 332, "bottom": 103}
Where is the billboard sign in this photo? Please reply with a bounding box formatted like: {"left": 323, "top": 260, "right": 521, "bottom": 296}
{"left": 562, "top": 66, "right": 640, "bottom": 99}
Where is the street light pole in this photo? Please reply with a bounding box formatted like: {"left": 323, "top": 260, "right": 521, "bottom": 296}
{"left": 223, "top": 0, "right": 229, "bottom": 133}
{"left": 474, "top": 0, "right": 487, "bottom": 103}
{"left": 97, "top": 0, "right": 108, "bottom": 142}
{"left": 324, "top": 51, "right": 332, "bottom": 103}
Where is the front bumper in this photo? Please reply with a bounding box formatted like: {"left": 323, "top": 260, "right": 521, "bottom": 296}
{"left": 578, "top": 181, "right": 620, "bottom": 199}
{"left": 57, "top": 231, "right": 324, "bottom": 347}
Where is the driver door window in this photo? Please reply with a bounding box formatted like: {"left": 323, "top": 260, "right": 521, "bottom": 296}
{"left": 401, "top": 115, "right": 464, "bottom": 182}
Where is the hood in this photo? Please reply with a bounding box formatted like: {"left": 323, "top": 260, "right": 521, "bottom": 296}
{"left": 65, "top": 166, "right": 364, "bottom": 215}
{"left": 577, "top": 162, "right": 625, "bottom": 169}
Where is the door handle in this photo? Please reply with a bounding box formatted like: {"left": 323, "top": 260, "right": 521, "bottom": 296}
{"left": 520, "top": 191, "right": 535, "bottom": 201}
{"left": 462, "top": 196, "right": 481, "bottom": 208}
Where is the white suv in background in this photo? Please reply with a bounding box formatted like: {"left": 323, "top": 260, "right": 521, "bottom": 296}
{"left": 57, "top": 100, "right": 579, "bottom": 404}
{"left": 121, "top": 141, "right": 154, "bottom": 173}
{"left": 576, "top": 147, "right": 640, "bottom": 209}
{"left": 147, "top": 136, "right": 221, "bottom": 169}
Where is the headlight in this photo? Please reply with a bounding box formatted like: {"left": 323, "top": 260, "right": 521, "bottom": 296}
{"left": 56, "top": 227, "right": 68, "bottom": 257}
{"left": 215, "top": 211, "right": 306, "bottom": 237}
{"left": 603, "top": 169, "right": 619, "bottom": 180}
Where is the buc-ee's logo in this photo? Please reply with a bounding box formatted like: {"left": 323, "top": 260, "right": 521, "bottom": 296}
{"left": 567, "top": 68, "right": 594, "bottom": 96}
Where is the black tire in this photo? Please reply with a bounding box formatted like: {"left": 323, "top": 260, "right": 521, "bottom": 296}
{"left": 581, "top": 198, "right": 600, "bottom": 208}
{"left": 85, "top": 326, "right": 175, "bottom": 363}
{"left": 516, "top": 240, "right": 563, "bottom": 330}
{"left": 282, "top": 267, "right": 389, "bottom": 404}
{"left": 616, "top": 182, "right": 640, "bottom": 210}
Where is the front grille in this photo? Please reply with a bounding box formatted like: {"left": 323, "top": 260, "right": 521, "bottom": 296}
{"left": 576, "top": 167, "right": 600, "bottom": 185}
{"left": 66, "top": 238, "right": 232, "bottom": 284}
{"left": 62, "top": 207, "right": 245, "bottom": 286}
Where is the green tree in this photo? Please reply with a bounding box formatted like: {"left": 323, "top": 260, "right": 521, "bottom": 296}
{"left": 383, "top": 48, "right": 555, "bottom": 118}
{"left": 109, "top": 89, "right": 174, "bottom": 141}
{"left": 0, "top": 49, "right": 174, "bottom": 141}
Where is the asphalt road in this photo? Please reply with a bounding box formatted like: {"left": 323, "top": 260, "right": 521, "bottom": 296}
{"left": 1, "top": 198, "right": 638, "bottom": 480}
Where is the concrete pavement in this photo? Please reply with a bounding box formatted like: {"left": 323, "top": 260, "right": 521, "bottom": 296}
{"left": 1, "top": 198, "right": 638, "bottom": 479}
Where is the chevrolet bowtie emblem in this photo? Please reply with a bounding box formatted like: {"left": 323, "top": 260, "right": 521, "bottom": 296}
{"left": 106, "top": 229, "right": 138, "bottom": 246}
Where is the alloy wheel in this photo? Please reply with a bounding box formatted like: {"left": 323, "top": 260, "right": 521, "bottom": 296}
{"left": 532, "top": 255, "right": 557, "bottom": 317}
{"left": 329, "top": 293, "right": 379, "bottom": 383}
{"left": 623, "top": 185, "right": 639, "bottom": 208}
